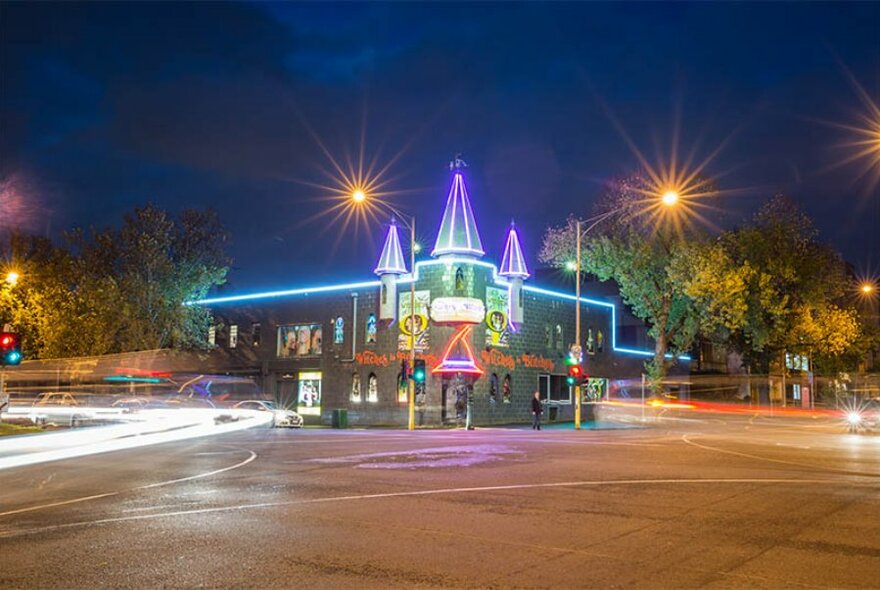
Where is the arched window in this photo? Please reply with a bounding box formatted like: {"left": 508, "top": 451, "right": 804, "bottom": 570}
{"left": 489, "top": 373, "right": 499, "bottom": 404}
{"left": 502, "top": 374, "right": 512, "bottom": 403}
{"left": 350, "top": 373, "right": 362, "bottom": 403}
{"left": 597, "top": 330, "right": 604, "bottom": 353}
{"left": 455, "top": 267, "right": 465, "bottom": 291}
{"left": 367, "top": 373, "right": 378, "bottom": 402}
{"left": 587, "top": 327, "right": 595, "bottom": 355}
{"left": 334, "top": 316, "right": 344, "bottom": 344}
{"left": 544, "top": 325, "right": 552, "bottom": 349}
{"left": 555, "top": 324, "right": 564, "bottom": 351}
{"left": 381, "top": 284, "right": 388, "bottom": 304}
{"left": 397, "top": 372, "right": 408, "bottom": 403}
{"left": 366, "top": 313, "right": 377, "bottom": 344}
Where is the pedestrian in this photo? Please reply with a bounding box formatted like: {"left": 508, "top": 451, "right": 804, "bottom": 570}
{"left": 531, "top": 391, "right": 543, "bottom": 430}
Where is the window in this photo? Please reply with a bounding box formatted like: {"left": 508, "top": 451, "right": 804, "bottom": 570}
{"left": 455, "top": 267, "right": 465, "bottom": 291}
{"left": 207, "top": 325, "right": 216, "bottom": 346}
{"left": 538, "top": 373, "right": 572, "bottom": 404}
{"left": 334, "top": 316, "right": 344, "bottom": 345}
{"left": 544, "top": 325, "right": 552, "bottom": 349}
{"left": 277, "top": 324, "right": 322, "bottom": 357}
{"left": 366, "top": 313, "right": 377, "bottom": 344}
{"left": 367, "top": 373, "right": 378, "bottom": 402}
{"left": 587, "top": 327, "right": 595, "bottom": 355}
{"left": 251, "top": 323, "right": 261, "bottom": 347}
{"left": 397, "top": 372, "right": 407, "bottom": 403}
{"left": 555, "top": 324, "right": 563, "bottom": 352}
{"left": 351, "top": 373, "right": 362, "bottom": 403}
{"left": 597, "top": 330, "right": 604, "bottom": 353}
{"left": 229, "top": 325, "right": 238, "bottom": 348}
{"left": 489, "top": 373, "right": 499, "bottom": 404}
{"left": 793, "top": 383, "right": 802, "bottom": 401}
{"left": 381, "top": 284, "right": 388, "bottom": 304}
{"left": 502, "top": 374, "right": 512, "bottom": 403}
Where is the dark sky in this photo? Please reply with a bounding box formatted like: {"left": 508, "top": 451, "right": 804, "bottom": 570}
{"left": 2, "top": 2, "right": 878, "bottom": 292}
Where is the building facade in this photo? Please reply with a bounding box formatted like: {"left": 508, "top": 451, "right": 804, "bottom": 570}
{"left": 198, "top": 165, "right": 688, "bottom": 425}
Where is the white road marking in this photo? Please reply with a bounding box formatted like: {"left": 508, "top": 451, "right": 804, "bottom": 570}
{"left": 1, "top": 477, "right": 871, "bottom": 539}
{"left": 0, "top": 450, "right": 257, "bottom": 518}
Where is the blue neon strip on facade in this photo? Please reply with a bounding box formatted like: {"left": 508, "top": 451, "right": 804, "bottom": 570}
{"left": 190, "top": 259, "right": 689, "bottom": 361}
{"left": 190, "top": 280, "right": 382, "bottom": 305}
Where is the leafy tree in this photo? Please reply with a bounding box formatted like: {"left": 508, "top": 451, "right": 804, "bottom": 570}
{"left": 540, "top": 176, "right": 733, "bottom": 393}
{"left": 716, "top": 195, "right": 860, "bottom": 372}
{"left": 0, "top": 204, "right": 229, "bottom": 359}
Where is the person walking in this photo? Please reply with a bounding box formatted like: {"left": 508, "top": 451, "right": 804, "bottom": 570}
{"left": 531, "top": 391, "right": 543, "bottom": 430}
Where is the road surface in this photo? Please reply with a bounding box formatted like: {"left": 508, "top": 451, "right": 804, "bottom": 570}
{"left": 0, "top": 408, "right": 878, "bottom": 588}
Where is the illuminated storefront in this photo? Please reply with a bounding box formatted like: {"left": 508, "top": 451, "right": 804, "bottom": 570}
{"left": 197, "top": 163, "right": 689, "bottom": 426}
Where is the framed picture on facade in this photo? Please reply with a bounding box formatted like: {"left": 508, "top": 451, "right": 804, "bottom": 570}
{"left": 398, "top": 290, "right": 430, "bottom": 352}
{"left": 485, "top": 286, "right": 510, "bottom": 347}
{"left": 297, "top": 371, "right": 322, "bottom": 415}
{"left": 277, "top": 324, "right": 322, "bottom": 357}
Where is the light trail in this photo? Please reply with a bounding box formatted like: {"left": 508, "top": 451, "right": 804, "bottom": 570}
{"left": 0, "top": 409, "right": 272, "bottom": 471}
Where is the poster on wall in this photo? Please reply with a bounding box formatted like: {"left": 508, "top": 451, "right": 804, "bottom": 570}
{"left": 297, "top": 371, "right": 322, "bottom": 416}
{"left": 485, "top": 286, "right": 510, "bottom": 347}
{"left": 398, "top": 290, "right": 430, "bottom": 352}
{"left": 277, "top": 324, "right": 322, "bottom": 357}
{"left": 583, "top": 377, "right": 607, "bottom": 402}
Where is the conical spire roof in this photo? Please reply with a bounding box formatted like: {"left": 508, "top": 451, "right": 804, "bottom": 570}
{"left": 374, "top": 219, "right": 408, "bottom": 275}
{"left": 499, "top": 221, "right": 529, "bottom": 279}
{"left": 432, "top": 170, "right": 485, "bottom": 258}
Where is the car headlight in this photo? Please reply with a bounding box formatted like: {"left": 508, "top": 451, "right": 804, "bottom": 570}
{"left": 846, "top": 411, "right": 862, "bottom": 425}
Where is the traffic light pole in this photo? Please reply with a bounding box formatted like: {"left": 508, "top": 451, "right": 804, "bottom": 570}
{"left": 575, "top": 220, "right": 582, "bottom": 430}
{"left": 408, "top": 215, "right": 416, "bottom": 431}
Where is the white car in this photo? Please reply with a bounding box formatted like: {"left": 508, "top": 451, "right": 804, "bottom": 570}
{"left": 233, "top": 400, "right": 303, "bottom": 428}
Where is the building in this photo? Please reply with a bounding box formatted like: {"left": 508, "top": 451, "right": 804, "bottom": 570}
{"left": 197, "top": 164, "right": 689, "bottom": 426}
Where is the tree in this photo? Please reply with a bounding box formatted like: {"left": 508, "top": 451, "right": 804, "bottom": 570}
{"left": 540, "top": 176, "right": 734, "bottom": 393}
{"left": 0, "top": 204, "right": 230, "bottom": 359}
{"left": 716, "top": 195, "right": 860, "bottom": 373}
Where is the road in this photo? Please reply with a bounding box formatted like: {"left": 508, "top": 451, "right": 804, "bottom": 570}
{"left": 0, "top": 408, "right": 878, "bottom": 589}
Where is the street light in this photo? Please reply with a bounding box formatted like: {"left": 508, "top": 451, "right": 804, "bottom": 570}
{"left": 572, "top": 192, "right": 680, "bottom": 429}
{"left": 661, "top": 190, "right": 680, "bottom": 206}
{"left": 351, "top": 190, "right": 419, "bottom": 431}
{"left": 861, "top": 283, "right": 875, "bottom": 295}
{"left": 4, "top": 272, "right": 19, "bottom": 287}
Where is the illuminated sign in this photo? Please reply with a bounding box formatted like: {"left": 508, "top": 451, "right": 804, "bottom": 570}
{"left": 430, "top": 297, "right": 486, "bottom": 324}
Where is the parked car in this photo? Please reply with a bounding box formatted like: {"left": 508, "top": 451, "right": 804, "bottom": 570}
{"left": 232, "top": 400, "right": 303, "bottom": 428}
{"left": 33, "top": 392, "right": 79, "bottom": 406}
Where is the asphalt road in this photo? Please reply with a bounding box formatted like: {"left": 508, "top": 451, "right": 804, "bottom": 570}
{"left": 0, "top": 408, "right": 878, "bottom": 589}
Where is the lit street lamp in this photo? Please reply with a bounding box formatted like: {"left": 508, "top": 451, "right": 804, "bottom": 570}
{"left": 572, "top": 192, "right": 679, "bottom": 429}
{"left": 351, "top": 190, "right": 419, "bottom": 431}
{"left": 4, "top": 272, "right": 19, "bottom": 287}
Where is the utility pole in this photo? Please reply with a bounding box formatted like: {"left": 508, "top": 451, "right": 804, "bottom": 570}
{"left": 575, "top": 220, "right": 582, "bottom": 430}
{"left": 408, "top": 215, "right": 417, "bottom": 431}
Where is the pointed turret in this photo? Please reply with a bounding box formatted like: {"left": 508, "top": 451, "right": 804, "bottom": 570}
{"left": 374, "top": 219, "right": 408, "bottom": 275}
{"left": 499, "top": 221, "right": 529, "bottom": 279}
{"left": 375, "top": 219, "right": 407, "bottom": 322}
{"left": 499, "top": 221, "right": 528, "bottom": 327}
{"left": 432, "top": 167, "right": 485, "bottom": 258}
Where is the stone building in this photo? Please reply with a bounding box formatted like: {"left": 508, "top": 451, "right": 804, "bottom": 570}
{"left": 198, "top": 165, "right": 688, "bottom": 426}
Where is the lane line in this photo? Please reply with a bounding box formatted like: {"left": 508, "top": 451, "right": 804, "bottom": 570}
{"left": 0, "top": 450, "right": 258, "bottom": 518}
{"left": 2, "top": 477, "right": 872, "bottom": 539}
{"left": 681, "top": 434, "right": 880, "bottom": 478}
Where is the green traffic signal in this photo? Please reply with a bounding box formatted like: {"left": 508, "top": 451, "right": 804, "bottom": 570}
{"left": 413, "top": 359, "right": 426, "bottom": 383}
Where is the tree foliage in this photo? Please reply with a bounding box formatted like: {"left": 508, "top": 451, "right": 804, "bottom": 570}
{"left": 0, "top": 204, "right": 229, "bottom": 359}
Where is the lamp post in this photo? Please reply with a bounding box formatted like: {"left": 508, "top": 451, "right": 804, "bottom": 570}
{"left": 572, "top": 191, "right": 679, "bottom": 429}
{"left": 350, "top": 190, "right": 418, "bottom": 430}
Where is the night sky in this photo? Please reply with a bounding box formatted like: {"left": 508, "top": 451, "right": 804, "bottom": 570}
{"left": 2, "top": 2, "right": 878, "bottom": 292}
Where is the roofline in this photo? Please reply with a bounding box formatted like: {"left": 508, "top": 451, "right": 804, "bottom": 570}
{"left": 189, "top": 257, "right": 690, "bottom": 361}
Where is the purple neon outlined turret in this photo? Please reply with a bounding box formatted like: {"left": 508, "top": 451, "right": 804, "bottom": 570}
{"left": 374, "top": 218, "right": 408, "bottom": 275}
{"left": 432, "top": 159, "right": 485, "bottom": 258}
{"left": 499, "top": 220, "right": 529, "bottom": 279}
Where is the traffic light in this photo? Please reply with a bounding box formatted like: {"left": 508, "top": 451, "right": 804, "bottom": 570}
{"left": 566, "top": 363, "right": 583, "bottom": 387}
{"left": 413, "top": 359, "right": 426, "bottom": 384}
{"left": 0, "top": 332, "right": 22, "bottom": 366}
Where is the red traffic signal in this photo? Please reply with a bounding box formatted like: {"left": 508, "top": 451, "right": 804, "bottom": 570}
{"left": 0, "top": 332, "right": 22, "bottom": 366}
